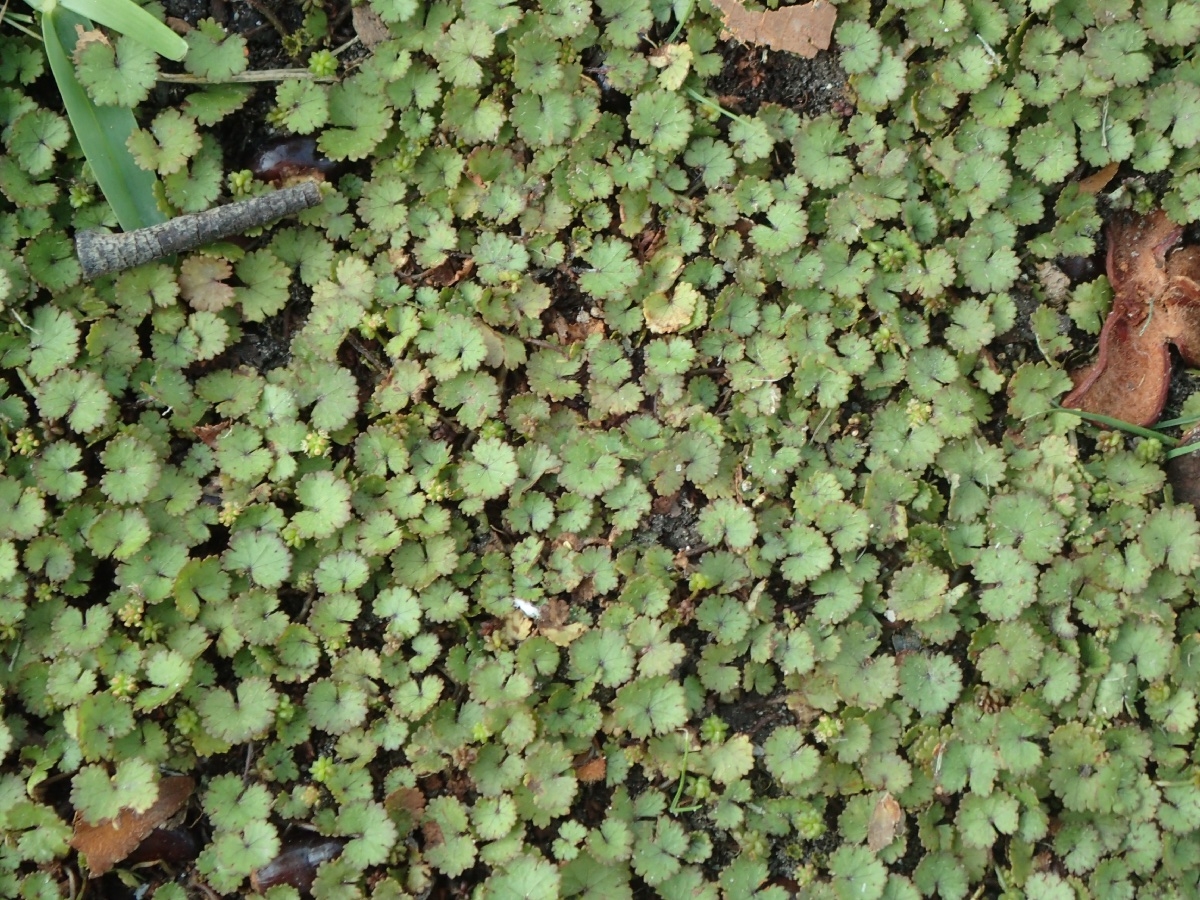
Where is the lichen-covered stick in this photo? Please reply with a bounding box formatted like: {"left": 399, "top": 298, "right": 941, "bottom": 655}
{"left": 75, "top": 181, "right": 323, "bottom": 280}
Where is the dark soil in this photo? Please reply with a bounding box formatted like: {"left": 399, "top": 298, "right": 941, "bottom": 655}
{"left": 708, "top": 43, "right": 853, "bottom": 117}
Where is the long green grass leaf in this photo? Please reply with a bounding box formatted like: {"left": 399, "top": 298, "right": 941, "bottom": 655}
{"left": 1164, "top": 441, "right": 1200, "bottom": 460}
{"left": 1051, "top": 405, "right": 1180, "bottom": 445}
{"left": 42, "top": 5, "right": 167, "bottom": 232}
{"left": 1156, "top": 412, "right": 1200, "bottom": 429}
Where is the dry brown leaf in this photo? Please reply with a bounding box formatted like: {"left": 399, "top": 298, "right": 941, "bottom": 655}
{"left": 540, "top": 597, "right": 571, "bottom": 629}
{"left": 1035, "top": 261, "right": 1071, "bottom": 305}
{"left": 866, "top": 791, "right": 903, "bottom": 852}
{"left": 385, "top": 786, "right": 427, "bottom": 818}
{"left": 71, "top": 776, "right": 194, "bottom": 877}
{"left": 708, "top": 0, "right": 836, "bottom": 58}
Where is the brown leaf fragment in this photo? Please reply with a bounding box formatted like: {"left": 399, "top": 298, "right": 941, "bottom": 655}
{"left": 193, "top": 419, "right": 231, "bottom": 448}
{"left": 352, "top": 4, "right": 392, "bottom": 49}
{"left": 385, "top": 786, "right": 427, "bottom": 818}
{"left": 1063, "top": 209, "right": 1200, "bottom": 427}
{"left": 1035, "top": 261, "right": 1071, "bottom": 305}
{"left": 71, "top": 27, "right": 111, "bottom": 61}
{"left": 1077, "top": 162, "right": 1119, "bottom": 195}
{"left": 71, "top": 776, "right": 194, "bottom": 877}
{"left": 867, "top": 791, "right": 903, "bottom": 852}
{"left": 708, "top": 0, "right": 836, "bottom": 58}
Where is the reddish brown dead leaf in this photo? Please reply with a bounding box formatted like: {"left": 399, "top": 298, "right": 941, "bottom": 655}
{"left": 71, "top": 776, "right": 194, "bottom": 877}
{"left": 540, "top": 597, "right": 571, "bottom": 629}
{"left": 867, "top": 791, "right": 903, "bottom": 852}
{"left": 708, "top": 0, "right": 836, "bottom": 58}
{"left": 423, "top": 256, "right": 475, "bottom": 287}
{"left": 1063, "top": 209, "right": 1200, "bottom": 427}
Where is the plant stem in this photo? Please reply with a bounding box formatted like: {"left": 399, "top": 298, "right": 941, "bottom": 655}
{"left": 156, "top": 70, "right": 339, "bottom": 83}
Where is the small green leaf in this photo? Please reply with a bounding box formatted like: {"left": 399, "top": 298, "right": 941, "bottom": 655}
{"left": 184, "top": 19, "right": 249, "bottom": 81}
{"left": 628, "top": 89, "right": 694, "bottom": 155}
{"left": 224, "top": 528, "right": 292, "bottom": 588}
{"left": 762, "top": 725, "right": 820, "bottom": 786}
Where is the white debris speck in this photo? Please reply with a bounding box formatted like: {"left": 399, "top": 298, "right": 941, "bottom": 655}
{"left": 512, "top": 597, "right": 541, "bottom": 619}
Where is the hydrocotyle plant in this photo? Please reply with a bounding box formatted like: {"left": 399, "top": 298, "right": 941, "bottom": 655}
{"left": 24, "top": 0, "right": 187, "bottom": 230}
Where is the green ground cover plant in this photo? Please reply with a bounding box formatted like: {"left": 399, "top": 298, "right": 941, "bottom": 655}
{"left": 6, "top": 0, "right": 1200, "bottom": 896}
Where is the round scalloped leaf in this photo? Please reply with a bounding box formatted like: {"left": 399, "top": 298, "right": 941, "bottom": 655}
{"left": 35, "top": 367, "right": 111, "bottom": 434}
{"left": 292, "top": 470, "right": 352, "bottom": 539}
{"left": 762, "top": 725, "right": 820, "bottom": 786}
{"left": 5, "top": 108, "right": 69, "bottom": 176}
{"left": 184, "top": 19, "right": 249, "bottom": 81}
{"left": 74, "top": 35, "right": 158, "bottom": 108}
{"left": 898, "top": 652, "right": 963, "bottom": 717}
{"left": 305, "top": 678, "right": 369, "bottom": 734}
{"left": 837, "top": 20, "right": 882, "bottom": 74}
{"left": 1013, "top": 121, "right": 1078, "bottom": 183}
{"left": 511, "top": 90, "right": 577, "bottom": 147}
{"left": 613, "top": 676, "right": 687, "bottom": 738}
{"left": 273, "top": 80, "right": 329, "bottom": 135}
{"left": 100, "top": 434, "right": 161, "bottom": 504}
{"left": 196, "top": 677, "right": 278, "bottom": 744}
{"left": 628, "top": 89, "right": 694, "bottom": 156}
{"left": 224, "top": 528, "right": 292, "bottom": 588}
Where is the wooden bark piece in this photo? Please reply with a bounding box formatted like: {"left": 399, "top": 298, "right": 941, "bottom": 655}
{"left": 75, "top": 182, "right": 322, "bottom": 280}
{"left": 1062, "top": 210, "right": 1200, "bottom": 427}
{"left": 708, "top": 0, "right": 836, "bottom": 58}
{"left": 71, "top": 776, "right": 194, "bottom": 877}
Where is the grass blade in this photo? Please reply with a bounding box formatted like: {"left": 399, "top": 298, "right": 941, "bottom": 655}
{"left": 1052, "top": 405, "right": 1180, "bottom": 445}
{"left": 1155, "top": 412, "right": 1200, "bottom": 429}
